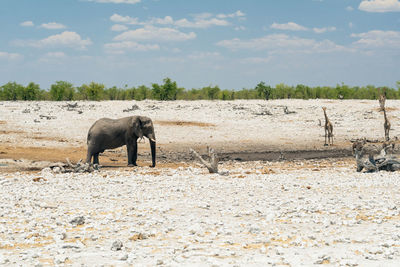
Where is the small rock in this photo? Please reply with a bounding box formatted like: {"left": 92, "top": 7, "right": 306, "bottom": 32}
{"left": 120, "top": 254, "right": 128, "bottom": 261}
{"left": 314, "top": 255, "right": 330, "bottom": 264}
{"left": 111, "top": 240, "right": 123, "bottom": 251}
{"left": 70, "top": 216, "right": 85, "bottom": 226}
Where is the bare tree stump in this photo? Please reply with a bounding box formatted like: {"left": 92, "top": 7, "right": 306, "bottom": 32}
{"left": 190, "top": 147, "right": 219, "bottom": 174}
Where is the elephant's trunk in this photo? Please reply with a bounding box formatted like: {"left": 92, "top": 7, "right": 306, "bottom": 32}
{"left": 147, "top": 133, "right": 156, "bottom": 167}
{"left": 150, "top": 139, "right": 156, "bottom": 167}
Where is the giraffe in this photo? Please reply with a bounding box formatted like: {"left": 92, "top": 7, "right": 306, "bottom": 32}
{"left": 378, "top": 88, "right": 386, "bottom": 111}
{"left": 383, "top": 107, "right": 391, "bottom": 141}
{"left": 322, "top": 107, "right": 333, "bottom": 146}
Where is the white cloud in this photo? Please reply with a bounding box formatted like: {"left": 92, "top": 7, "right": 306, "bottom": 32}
{"left": 111, "top": 24, "right": 128, "bottom": 31}
{"left": 110, "top": 11, "right": 244, "bottom": 29}
{"left": 270, "top": 22, "right": 308, "bottom": 31}
{"left": 110, "top": 14, "right": 140, "bottom": 24}
{"left": 40, "top": 22, "right": 67, "bottom": 30}
{"left": 346, "top": 6, "right": 354, "bottom": 11}
{"left": 113, "top": 26, "right": 196, "bottom": 42}
{"left": 216, "top": 10, "right": 246, "bottom": 19}
{"left": 88, "top": 0, "right": 140, "bottom": 4}
{"left": 216, "top": 34, "right": 347, "bottom": 54}
{"left": 149, "top": 16, "right": 174, "bottom": 25}
{"left": 104, "top": 41, "right": 160, "bottom": 52}
{"left": 175, "top": 17, "right": 229, "bottom": 28}
{"left": 20, "top": 21, "right": 34, "bottom": 27}
{"left": 271, "top": 22, "right": 336, "bottom": 34}
{"left": 351, "top": 30, "right": 400, "bottom": 47}
{"left": 14, "top": 31, "right": 92, "bottom": 50}
{"left": 0, "top": 51, "right": 22, "bottom": 60}
{"left": 313, "top": 26, "right": 336, "bottom": 34}
{"left": 359, "top": 0, "right": 400, "bottom": 12}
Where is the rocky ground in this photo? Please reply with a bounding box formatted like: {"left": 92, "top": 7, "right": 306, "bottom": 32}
{"left": 1, "top": 100, "right": 400, "bottom": 266}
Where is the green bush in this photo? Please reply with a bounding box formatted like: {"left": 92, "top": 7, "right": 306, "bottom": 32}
{"left": 22, "top": 82, "right": 41, "bottom": 100}
{"left": 50, "top": 81, "right": 75, "bottom": 101}
{"left": 77, "top": 82, "right": 104, "bottom": 101}
{"left": 152, "top": 78, "right": 180, "bottom": 100}
{"left": 256, "top": 82, "right": 272, "bottom": 100}
{"left": 0, "top": 82, "right": 24, "bottom": 100}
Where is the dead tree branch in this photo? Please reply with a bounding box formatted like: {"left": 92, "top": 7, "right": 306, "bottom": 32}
{"left": 46, "top": 158, "right": 99, "bottom": 173}
{"left": 190, "top": 147, "right": 219, "bottom": 174}
{"left": 354, "top": 143, "right": 400, "bottom": 173}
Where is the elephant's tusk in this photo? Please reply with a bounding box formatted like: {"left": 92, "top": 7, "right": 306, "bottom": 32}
{"left": 149, "top": 138, "right": 156, "bottom": 143}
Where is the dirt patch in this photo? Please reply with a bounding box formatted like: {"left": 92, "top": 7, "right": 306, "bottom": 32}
{"left": 155, "top": 120, "right": 216, "bottom": 127}
{"left": 374, "top": 107, "right": 398, "bottom": 112}
{"left": 29, "top": 136, "right": 68, "bottom": 142}
{"left": 0, "top": 130, "right": 25, "bottom": 135}
{"left": 0, "top": 142, "right": 358, "bottom": 173}
{"left": 220, "top": 149, "right": 353, "bottom": 162}
{"left": 0, "top": 145, "right": 86, "bottom": 163}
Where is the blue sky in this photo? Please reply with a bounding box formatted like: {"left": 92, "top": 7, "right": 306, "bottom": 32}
{"left": 0, "top": 0, "right": 399, "bottom": 90}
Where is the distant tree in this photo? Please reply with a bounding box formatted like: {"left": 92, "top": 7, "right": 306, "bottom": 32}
{"left": 125, "top": 87, "right": 136, "bottom": 100}
{"left": 255, "top": 82, "right": 272, "bottom": 100}
{"left": 220, "top": 89, "right": 233, "bottom": 100}
{"left": 274, "top": 83, "right": 293, "bottom": 99}
{"left": 151, "top": 78, "right": 179, "bottom": 100}
{"left": 0, "top": 82, "right": 24, "bottom": 100}
{"left": 105, "top": 86, "right": 118, "bottom": 100}
{"left": 185, "top": 88, "right": 203, "bottom": 100}
{"left": 79, "top": 82, "right": 105, "bottom": 101}
{"left": 335, "top": 83, "right": 352, "bottom": 99}
{"left": 136, "top": 85, "right": 151, "bottom": 100}
{"left": 22, "top": 82, "right": 41, "bottom": 100}
{"left": 202, "top": 85, "right": 220, "bottom": 100}
{"left": 50, "top": 81, "right": 75, "bottom": 101}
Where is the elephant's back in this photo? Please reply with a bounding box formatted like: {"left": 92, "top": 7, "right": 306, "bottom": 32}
{"left": 89, "top": 117, "right": 124, "bottom": 132}
{"left": 87, "top": 117, "right": 128, "bottom": 144}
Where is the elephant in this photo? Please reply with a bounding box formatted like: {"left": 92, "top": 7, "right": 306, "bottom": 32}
{"left": 86, "top": 116, "right": 156, "bottom": 167}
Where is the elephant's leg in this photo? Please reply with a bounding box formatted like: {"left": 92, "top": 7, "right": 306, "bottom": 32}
{"left": 93, "top": 153, "right": 99, "bottom": 165}
{"left": 132, "top": 141, "right": 138, "bottom": 165}
{"left": 127, "top": 142, "right": 138, "bottom": 166}
{"left": 86, "top": 150, "right": 92, "bottom": 164}
{"left": 86, "top": 146, "right": 96, "bottom": 164}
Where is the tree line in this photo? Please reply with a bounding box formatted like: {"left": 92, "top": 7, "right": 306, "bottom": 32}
{"left": 1, "top": 78, "right": 399, "bottom": 101}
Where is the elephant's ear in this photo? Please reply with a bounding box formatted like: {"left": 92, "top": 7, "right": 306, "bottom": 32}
{"left": 133, "top": 116, "right": 143, "bottom": 139}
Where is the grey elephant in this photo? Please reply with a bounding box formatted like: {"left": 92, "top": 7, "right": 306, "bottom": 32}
{"left": 86, "top": 116, "right": 156, "bottom": 167}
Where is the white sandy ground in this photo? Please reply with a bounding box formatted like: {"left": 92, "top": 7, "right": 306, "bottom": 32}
{"left": 0, "top": 100, "right": 400, "bottom": 266}
{"left": 0, "top": 99, "right": 398, "bottom": 151}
